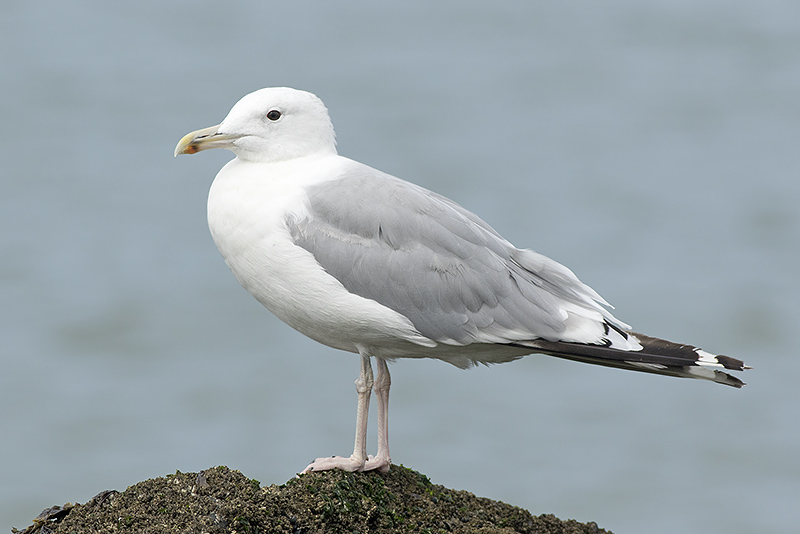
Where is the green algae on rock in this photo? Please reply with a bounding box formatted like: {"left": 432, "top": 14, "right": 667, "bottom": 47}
{"left": 13, "top": 465, "right": 611, "bottom": 534}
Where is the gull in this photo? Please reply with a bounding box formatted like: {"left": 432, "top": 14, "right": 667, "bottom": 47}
{"left": 175, "top": 87, "right": 748, "bottom": 474}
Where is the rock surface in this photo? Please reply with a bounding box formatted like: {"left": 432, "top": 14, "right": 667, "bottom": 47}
{"left": 12, "top": 465, "right": 612, "bottom": 534}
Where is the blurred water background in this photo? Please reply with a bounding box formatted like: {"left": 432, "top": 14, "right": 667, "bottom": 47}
{"left": 2, "top": 1, "right": 798, "bottom": 533}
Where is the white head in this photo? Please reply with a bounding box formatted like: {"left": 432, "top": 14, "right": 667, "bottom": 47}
{"left": 175, "top": 87, "right": 337, "bottom": 163}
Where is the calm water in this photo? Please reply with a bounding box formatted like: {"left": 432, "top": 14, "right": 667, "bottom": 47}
{"left": 2, "top": 1, "right": 798, "bottom": 532}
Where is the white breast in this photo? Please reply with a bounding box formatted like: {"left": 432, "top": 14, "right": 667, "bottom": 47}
{"left": 206, "top": 155, "right": 437, "bottom": 355}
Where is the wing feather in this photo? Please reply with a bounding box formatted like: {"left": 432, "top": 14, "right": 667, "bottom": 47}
{"left": 288, "top": 163, "right": 616, "bottom": 346}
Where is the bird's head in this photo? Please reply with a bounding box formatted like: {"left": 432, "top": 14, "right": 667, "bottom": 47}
{"left": 174, "top": 87, "right": 337, "bottom": 163}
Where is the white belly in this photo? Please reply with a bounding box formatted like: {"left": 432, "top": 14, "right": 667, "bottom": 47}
{"left": 206, "top": 156, "right": 436, "bottom": 356}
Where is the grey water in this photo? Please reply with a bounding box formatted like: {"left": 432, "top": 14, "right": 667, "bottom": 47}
{"left": 2, "top": 1, "right": 798, "bottom": 532}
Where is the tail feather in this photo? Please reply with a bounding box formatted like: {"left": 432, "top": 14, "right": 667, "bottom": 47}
{"left": 513, "top": 329, "right": 749, "bottom": 388}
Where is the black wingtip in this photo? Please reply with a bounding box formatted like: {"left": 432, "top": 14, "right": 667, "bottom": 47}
{"left": 715, "top": 354, "right": 749, "bottom": 372}
{"left": 716, "top": 371, "right": 745, "bottom": 388}
{"left": 513, "top": 331, "right": 749, "bottom": 388}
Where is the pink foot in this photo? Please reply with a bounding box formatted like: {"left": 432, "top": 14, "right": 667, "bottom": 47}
{"left": 365, "top": 454, "right": 391, "bottom": 473}
{"left": 301, "top": 455, "right": 364, "bottom": 474}
{"left": 300, "top": 454, "right": 391, "bottom": 474}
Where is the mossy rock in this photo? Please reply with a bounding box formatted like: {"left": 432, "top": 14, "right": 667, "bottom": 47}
{"left": 13, "top": 465, "right": 611, "bottom": 534}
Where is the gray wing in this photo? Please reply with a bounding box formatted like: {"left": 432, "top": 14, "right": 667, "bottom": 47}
{"left": 288, "top": 162, "right": 617, "bottom": 345}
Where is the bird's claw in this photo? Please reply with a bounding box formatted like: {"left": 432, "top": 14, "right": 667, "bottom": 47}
{"left": 299, "top": 454, "right": 391, "bottom": 474}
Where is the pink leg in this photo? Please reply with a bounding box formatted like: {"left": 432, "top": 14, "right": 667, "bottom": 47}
{"left": 301, "top": 352, "right": 373, "bottom": 473}
{"left": 365, "top": 357, "right": 391, "bottom": 472}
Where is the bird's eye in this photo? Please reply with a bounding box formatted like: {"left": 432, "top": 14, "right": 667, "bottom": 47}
{"left": 266, "top": 110, "right": 282, "bottom": 121}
